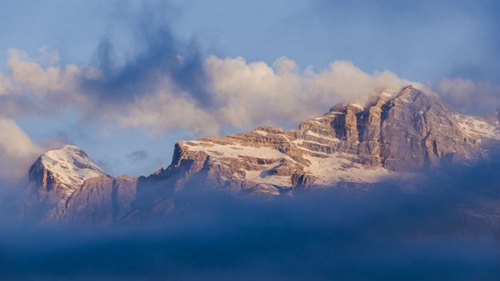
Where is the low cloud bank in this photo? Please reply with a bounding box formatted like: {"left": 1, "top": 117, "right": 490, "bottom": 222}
{"left": 0, "top": 161, "right": 498, "bottom": 281}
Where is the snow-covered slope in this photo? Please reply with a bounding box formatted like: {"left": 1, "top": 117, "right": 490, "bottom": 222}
{"left": 24, "top": 145, "right": 113, "bottom": 223}
{"left": 39, "top": 145, "right": 110, "bottom": 194}
{"left": 24, "top": 145, "right": 138, "bottom": 225}
{"left": 181, "top": 134, "right": 398, "bottom": 189}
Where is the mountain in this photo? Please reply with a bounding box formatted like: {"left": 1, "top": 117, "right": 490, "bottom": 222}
{"left": 140, "top": 85, "right": 500, "bottom": 190}
{"left": 22, "top": 145, "right": 136, "bottom": 224}
{"left": 23, "top": 86, "right": 500, "bottom": 224}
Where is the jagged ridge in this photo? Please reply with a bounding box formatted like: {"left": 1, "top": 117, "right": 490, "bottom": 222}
{"left": 23, "top": 86, "right": 500, "bottom": 224}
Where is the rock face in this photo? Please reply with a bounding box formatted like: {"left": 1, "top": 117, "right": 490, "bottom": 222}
{"left": 126, "top": 86, "right": 500, "bottom": 219}
{"left": 152, "top": 86, "right": 499, "bottom": 188}
{"left": 23, "top": 145, "right": 137, "bottom": 224}
{"left": 23, "top": 86, "right": 500, "bottom": 224}
{"left": 61, "top": 175, "right": 137, "bottom": 225}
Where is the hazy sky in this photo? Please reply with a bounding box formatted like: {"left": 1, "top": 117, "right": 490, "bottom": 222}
{"left": 0, "top": 0, "right": 499, "bottom": 179}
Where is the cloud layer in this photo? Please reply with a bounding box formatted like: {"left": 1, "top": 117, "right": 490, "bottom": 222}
{"left": 3, "top": 49, "right": 428, "bottom": 134}
{"left": 1, "top": 160, "right": 499, "bottom": 280}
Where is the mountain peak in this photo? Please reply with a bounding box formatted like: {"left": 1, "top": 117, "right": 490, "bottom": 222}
{"left": 329, "top": 85, "right": 432, "bottom": 113}
{"left": 35, "top": 145, "right": 110, "bottom": 189}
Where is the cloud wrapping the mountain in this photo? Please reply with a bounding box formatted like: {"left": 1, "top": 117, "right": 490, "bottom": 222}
{"left": 0, "top": 119, "right": 43, "bottom": 181}
{"left": 206, "top": 56, "right": 430, "bottom": 129}
{"left": 0, "top": 160, "right": 499, "bottom": 280}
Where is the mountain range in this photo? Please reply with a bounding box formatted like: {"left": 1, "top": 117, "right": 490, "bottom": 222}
{"left": 21, "top": 85, "right": 500, "bottom": 224}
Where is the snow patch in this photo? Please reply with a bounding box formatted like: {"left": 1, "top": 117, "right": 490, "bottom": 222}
{"left": 457, "top": 115, "right": 500, "bottom": 140}
{"left": 304, "top": 153, "right": 392, "bottom": 185}
{"left": 41, "top": 145, "right": 109, "bottom": 194}
{"left": 185, "top": 141, "right": 293, "bottom": 160}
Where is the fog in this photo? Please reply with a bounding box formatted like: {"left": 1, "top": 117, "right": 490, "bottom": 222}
{"left": 0, "top": 161, "right": 499, "bottom": 280}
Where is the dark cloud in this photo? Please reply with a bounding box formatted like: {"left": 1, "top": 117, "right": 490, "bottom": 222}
{"left": 81, "top": 0, "right": 213, "bottom": 110}
{"left": 127, "top": 150, "right": 149, "bottom": 163}
{"left": 0, "top": 160, "right": 499, "bottom": 280}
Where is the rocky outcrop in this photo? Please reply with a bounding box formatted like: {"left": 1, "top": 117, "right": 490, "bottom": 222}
{"left": 127, "top": 86, "right": 500, "bottom": 218}
{"left": 157, "top": 86, "right": 499, "bottom": 183}
{"left": 23, "top": 86, "right": 500, "bottom": 224}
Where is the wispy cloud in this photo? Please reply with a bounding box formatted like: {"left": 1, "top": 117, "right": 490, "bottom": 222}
{"left": 437, "top": 78, "right": 500, "bottom": 115}
{"left": 127, "top": 150, "right": 149, "bottom": 163}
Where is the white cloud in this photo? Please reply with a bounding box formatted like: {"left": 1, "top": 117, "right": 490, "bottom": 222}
{"left": 2, "top": 49, "right": 428, "bottom": 137}
{"left": 307, "top": 60, "right": 426, "bottom": 103}
{"left": 0, "top": 74, "right": 15, "bottom": 96}
{"left": 0, "top": 119, "right": 43, "bottom": 181}
{"left": 206, "top": 56, "right": 308, "bottom": 128}
{"left": 6, "top": 49, "right": 94, "bottom": 113}
{"left": 206, "top": 56, "right": 422, "bottom": 130}
{"left": 114, "top": 81, "right": 220, "bottom": 136}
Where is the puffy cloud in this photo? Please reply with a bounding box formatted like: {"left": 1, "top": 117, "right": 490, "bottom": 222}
{"left": 3, "top": 49, "right": 96, "bottom": 118}
{"left": 106, "top": 79, "right": 219, "bottom": 136}
{"left": 8, "top": 49, "right": 76, "bottom": 96}
{"left": 0, "top": 0, "right": 433, "bottom": 138}
{"left": 0, "top": 119, "right": 43, "bottom": 181}
{"left": 206, "top": 56, "right": 307, "bottom": 128}
{"left": 438, "top": 78, "right": 500, "bottom": 115}
{"left": 2, "top": 50, "right": 426, "bottom": 136}
{"left": 307, "top": 60, "right": 427, "bottom": 103}
{"left": 206, "top": 56, "right": 423, "bottom": 129}
{"left": 0, "top": 74, "right": 15, "bottom": 96}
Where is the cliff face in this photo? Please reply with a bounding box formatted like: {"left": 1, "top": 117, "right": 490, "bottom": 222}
{"left": 153, "top": 86, "right": 498, "bottom": 188}
{"left": 125, "top": 86, "right": 500, "bottom": 219}
{"left": 23, "top": 86, "right": 500, "bottom": 224}
{"left": 306, "top": 86, "right": 496, "bottom": 171}
{"left": 61, "top": 175, "right": 137, "bottom": 225}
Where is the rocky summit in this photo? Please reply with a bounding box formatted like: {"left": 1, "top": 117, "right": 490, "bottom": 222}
{"left": 23, "top": 86, "right": 500, "bottom": 224}
{"left": 151, "top": 86, "right": 500, "bottom": 193}
{"left": 22, "top": 145, "right": 136, "bottom": 224}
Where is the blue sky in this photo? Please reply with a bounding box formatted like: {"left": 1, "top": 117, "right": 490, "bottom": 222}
{"left": 0, "top": 0, "right": 499, "bottom": 179}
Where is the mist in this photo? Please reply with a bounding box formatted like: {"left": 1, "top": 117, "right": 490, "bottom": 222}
{"left": 0, "top": 160, "right": 498, "bottom": 281}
